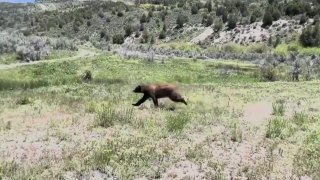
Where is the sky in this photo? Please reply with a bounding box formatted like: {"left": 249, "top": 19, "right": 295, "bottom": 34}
{"left": 0, "top": 0, "right": 34, "bottom": 3}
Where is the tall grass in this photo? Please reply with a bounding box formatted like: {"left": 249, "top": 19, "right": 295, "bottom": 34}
{"left": 274, "top": 41, "right": 320, "bottom": 56}
{"left": 266, "top": 117, "right": 295, "bottom": 139}
{"left": 91, "top": 136, "right": 165, "bottom": 179}
{"left": 94, "top": 105, "right": 134, "bottom": 128}
{"left": 293, "top": 129, "right": 320, "bottom": 178}
{"left": 166, "top": 112, "right": 191, "bottom": 133}
{"left": 272, "top": 99, "right": 285, "bottom": 116}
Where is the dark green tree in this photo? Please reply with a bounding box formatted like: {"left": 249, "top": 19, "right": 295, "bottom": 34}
{"left": 176, "top": 14, "right": 188, "bottom": 28}
{"left": 262, "top": 10, "right": 273, "bottom": 27}
{"left": 250, "top": 14, "right": 257, "bottom": 24}
{"left": 227, "top": 14, "right": 237, "bottom": 29}
{"left": 191, "top": 4, "right": 199, "bottom": 14}
{"left": 205, "top": 0, "right": 212, "bottom": 12}
{"left": 272, "top": 7, "right": 281, "bottom": 21}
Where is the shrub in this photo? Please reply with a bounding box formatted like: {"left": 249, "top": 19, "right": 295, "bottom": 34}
{"left": 100, "top": 31, "right": 106, "bottom": 39}
{"left": 223, "top": 43, "right": 245, "bottom": 53}
{"left": 272, "top": 99, "right": 285, "bottom": 116}
{"left": 16, "top": 97, "right": 31, "bottom": 105}
{"left": 148, "top": 10, "right": 153, "bottom": 18}
{"left": 159, "top": 30, "right": 166, "bottom": 39}
{"left": 300, "top": 23, "right": 320, "bottom": 47}
{"left": 274, "top": 37, "right": 281, "bottom": 48}
{"left": 162, "top": 23, "right": 167, "bottom": 31}
{"left": 250, "top": 14, "right": 257, "bottom": 24}
{"left": 117, "top": 11, "right": 124, "bottom": 17}
{"left": 248, "top": 43, "right": 269, "bottom": 53}
{"left": 262, "top": 10, "right": 273, "bottom": 27}
{"left": 98, "top": 11, "right": 104, "bottom": 18}
{"left": 150, "top": 34, "right": 155, "bottom": 44}
{"left": 94, "top": 105, "right": 134, "bottom": 128}
{"left": 176, "top": 13, "right": 188, "bottom": 29}
{"left": 86, "top": 101, "right": 97, "bottom": 113}
{"left": 272, "top": 8, "right": 281, "bottom": 21}
{"left": 191, "top": 4, "right": 198, "bottom": 14}
{"left": 166, "top": 112, "right": 191, "bottom": 133}
{"left": 260, "top": 64, "right": 277, "bottom": 82}
{"left": 230, "top": 122, "right": 242, "bottom": 142}
{"left": 205, "top": 15, "right": 214, "bottom": 27}
{"left": 141, "top": 29, "right": 150, "bottom": 43}
{"left": 124, "top": 24, "right": 134, "bottom": 37}
{"left": 299, "top": 14, "right": 308, "bottom": 24}
{"left": 227, "top": 14, "right": 237, "bottom": 30}
{"left": 285, "top": 2, "right": 302, "bottom": 16}
{"left": 112, "top": 34, "right": 125, "bottom": 44}
{"left": 213, "top": 18, "right": 223, "bottom": 32}
{"left": 266, "top": 117, "right": 288, "bottom": 139}
{"left": 86, "top": 20, "right": 92, "bottom": 27}
{"left": 138, "top": 23, "right": 144, "bottom": 31}
{"left": 82, "top": 70, "right": 92, "bottom": 81}
{"left": 293, "top": 130, "right": 320, "bottom": 178}
{"left": 140, "top": 13, "right": 148, "bottom": 23}
{"left": 94, "top": 105, "right": 116, "bottom": 128}
{"left": 205, "top": 0, "right": 212, "bottom": 12}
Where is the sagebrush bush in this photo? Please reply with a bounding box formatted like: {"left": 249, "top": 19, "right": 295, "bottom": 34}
{"left": 260, "top": 64, "right": 277, "bottom": 82}
{"left": 0, "top": 31, "right": 77, "bottom": 62}
{"left": 112, "top": 34, "right": 125, "bottom": 44}
{"left": 16, "top": 97, "right": 31, "bottom": 105}
{"left": 300, "top": 23, "right": 320, "bottom": 47}
{"left": 82, "top": 70, "right": 92, "bottom": 82}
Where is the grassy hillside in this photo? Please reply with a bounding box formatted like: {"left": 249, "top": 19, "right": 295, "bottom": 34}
{"left": 0, "top": 52, "right": 319, "bottom": 179}
{"left": 0, "top": 0, "right": 320, "bottom": 179}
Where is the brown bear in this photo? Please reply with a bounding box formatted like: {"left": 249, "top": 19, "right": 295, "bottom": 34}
{"left": 132, "top": 83, "right": 188, "bottom": 107}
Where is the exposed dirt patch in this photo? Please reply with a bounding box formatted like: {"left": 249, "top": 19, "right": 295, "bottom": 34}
{"left": 243, "top": 101, "right": 273, "bottom": 126}
{"left": 0, "top": 106, "right": 101, "bottom": 164}
{"left": 191, "top": 27, "right": 214, "bottom": 44}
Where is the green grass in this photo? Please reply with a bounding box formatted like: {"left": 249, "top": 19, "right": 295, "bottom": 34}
{"left": 157, "top": 42, "right": 202, "bottom": 52}
{"left": 0, "top": 55, "right": 259, "bottom": 92}
{"left": 0, "top": 50, "right": 76, "bottom": 65}
{"left": 293, "top": 116, "right": 320, "bottom": 179}
{"left": 94, "top": 105, "right": 134, "bottom": 128}
{"left": 274, "top": 41, "right": 320, "bottom": 56}
{"left": 0, "top": 53, "right": 17, "bottom": 64}
{"left": 44, "top": 50, "right": 77, "bottom": 60}
{"left": 272, "top": 99, "right": 285, "bottom": 116}
{"left": 0, "top": 52, "right": 320, "bottom": 179}
{"left": 166, "top": 112, "right": 191, "bottom": 133}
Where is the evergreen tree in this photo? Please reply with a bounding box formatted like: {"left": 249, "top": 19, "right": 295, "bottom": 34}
{"left": 250, "top": 14, "right": 257, "bottom": 24}
{"left": 176, "top": 14, "right": 188, "bottom": 28}
{"left": 227, "top": 14, "right": 237, "bottom": 29}
{"left": 150, "top": 35, "right": 155, "bottom": 44}
{"left": 191, "top": 4, "right": 199, "bottom": 14}
{"left": 206, "top": 15, "right": 214, "bottom": 27}
{"left": 272, "top": 7, "right": 281, "bottom": 21}
{"left": 205, "top": 0, "right": 212, "bottom": 12}
{"left": 213, "top": 18, "right": 223, "bottom": 32}
{"left": 262, "top": 10, "right": 273, "bottom": 27}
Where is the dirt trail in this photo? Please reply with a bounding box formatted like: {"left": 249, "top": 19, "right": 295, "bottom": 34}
{"left": 0, "top": 48, "right": 97, "bottom": 71}
{"left": 190, "top": 27, "right": 213, "bottom": 44}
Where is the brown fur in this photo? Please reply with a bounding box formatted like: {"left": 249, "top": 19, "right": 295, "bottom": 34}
{"left": 132, "top": 83, "right": 187, "bottom": 107}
